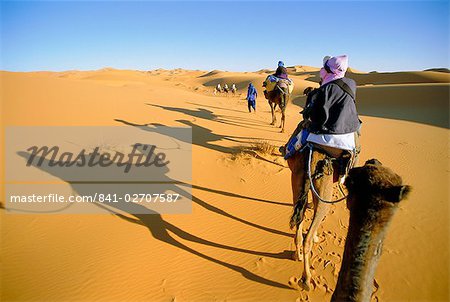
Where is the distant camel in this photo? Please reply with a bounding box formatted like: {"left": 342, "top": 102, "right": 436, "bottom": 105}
{"left": 214, "top": 84, "right": 223, "bottom": 95}
{"left": 332, "top": 159, "right": 411, "bottom": 302}
{"left": 287, "top": 142, "right": 354, "bottom": 291}
{"left": 264, "top": 81, "right": 291, "bottom": 133}
{"left": 223, "top": 84, "right": 230, "bottom": 94}
{"left": 231, "top": 84, "right": 237, "bottom": 95}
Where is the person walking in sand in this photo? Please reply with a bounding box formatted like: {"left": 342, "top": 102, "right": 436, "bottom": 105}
{"left": 246, "top": 82, "right": 257, "bottom": 113}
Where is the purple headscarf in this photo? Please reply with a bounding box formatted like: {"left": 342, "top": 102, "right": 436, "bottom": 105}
{"left": 320, "top": 55, "right": 349, "bottom": 86}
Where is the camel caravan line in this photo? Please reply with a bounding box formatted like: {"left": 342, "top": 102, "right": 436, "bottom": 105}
{"left": 260, "top": 59, "right": 411, "bottom": 301}
{"left": 214, "top": 83, "right": 237, "bottom": 96}
{"left": 208, "top": 61, "right": 411, "bottom": 300}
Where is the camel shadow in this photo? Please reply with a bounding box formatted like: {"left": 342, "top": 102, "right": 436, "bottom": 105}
{"left": 190, "top": 184, "right": 290, "bottom": 207}
{"left": 115, "top": 118, "right": 241, "bottom": 154}
{"left": 147, "top": 104, "right": 280, "bottom": 132}
{"left": 187, "top": 102, "right": 247, "bottom": 114}
{"left": 111, "top": 120, "right": 291, "bottom": 233}
{"left": 12, "top": 150, "right": 293, "bottom": 289}
{"left": 114, "top": 117, "right": 286, "bottom": 170}
{"left": 114, "top": 117, "right": 284, "bottom": 156}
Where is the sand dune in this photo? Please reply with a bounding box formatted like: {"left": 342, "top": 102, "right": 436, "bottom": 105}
{"left": 302, "top": 70, "right": 450, "bottom": 86}
{"left": 424, "top": 68, "right": 450, "bottom": 73}
{"left": 293, "top": 83, "right": 449, "bottom": 129}
{"left": 1, "top": 67, "right": 449, "bottom": 301}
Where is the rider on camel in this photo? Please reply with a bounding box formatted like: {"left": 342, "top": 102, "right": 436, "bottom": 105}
{"left": 274, "top": 61, "right": 289, "bottom": 80}
{"left": 282, "top": 55, "right": 361, "bottom": 159}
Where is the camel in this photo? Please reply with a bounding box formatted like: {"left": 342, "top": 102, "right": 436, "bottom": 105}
{"left": 214, "top": 84, "right": 223, "bottom": 95}
{"left": 287, "top": 142, "right": 352, "bottom": 291}
{"left": 231, "top": 84, "right": 237, "bottom": 95}
{"left": 223, "top": 84, "right": 229, "bottom": 94}
{"left": 332, "top": 159, "right": 411, "bottom": 302}
{"left": 264, "top": 81, "right": 290, "bottom": 133}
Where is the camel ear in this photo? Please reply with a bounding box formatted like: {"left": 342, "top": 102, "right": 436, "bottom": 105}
{"left": 381, "top": 185, "right": 411, "bottom": 203}
{"left": 365, "top": 158, "right": 382, "bottom": 166}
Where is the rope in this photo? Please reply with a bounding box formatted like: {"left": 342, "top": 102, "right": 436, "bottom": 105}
{"left": 306, "top": 143, "right": 349, "bottom": 204}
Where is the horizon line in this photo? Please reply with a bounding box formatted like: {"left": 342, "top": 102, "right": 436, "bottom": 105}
{"left": 2, "top": 66, "right": 450, "bottom": 74}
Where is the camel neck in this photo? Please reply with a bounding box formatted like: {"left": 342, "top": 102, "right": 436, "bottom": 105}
{"left": 332, "top": 202, "right": 398, "bottom": 302}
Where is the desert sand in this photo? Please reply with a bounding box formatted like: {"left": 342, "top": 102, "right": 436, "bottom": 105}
{"left": 1, "top": 66, "right": 449, "bottom": 301}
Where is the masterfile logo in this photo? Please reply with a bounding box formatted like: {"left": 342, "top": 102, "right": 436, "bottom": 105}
{"left": 5, "top": 126, "right": 192, "bottom": 214}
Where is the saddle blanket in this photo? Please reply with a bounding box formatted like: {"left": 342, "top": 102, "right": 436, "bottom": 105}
{"left": 283, "top": 129, "right": 310, "bottom": 159}
{"left": 263, "top": 75, "right": 294, "bottom": 94}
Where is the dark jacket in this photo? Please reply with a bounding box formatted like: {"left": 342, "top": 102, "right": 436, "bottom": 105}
{"left": 274, "top": 66, "right": 288, "bottom": 79}
{"left": 304, "top": 77, "right": 360, "bottom": 134}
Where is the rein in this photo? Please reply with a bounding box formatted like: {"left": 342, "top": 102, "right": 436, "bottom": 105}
{"left": 276, "top": 84, "right": 287, "bottom": 95}
{"left": 306, "top": 143, "right": 352, "bottom": 204}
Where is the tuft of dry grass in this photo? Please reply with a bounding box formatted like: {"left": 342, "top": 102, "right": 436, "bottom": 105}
{"left": 251, "top": 140, "right": 277, "bottom": 155}
{"left": 230, "top": 140, "right": 278, "bottom": 161}
{"left": 228, "top": 140, "right": 286, "bottom": 168}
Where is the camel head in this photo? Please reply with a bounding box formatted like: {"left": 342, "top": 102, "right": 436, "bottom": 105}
{"left": 332, "top": 160, "right": 411, "bottom": 302}
{"left": 345, "top": 159, "right": 411, "bottom": 212}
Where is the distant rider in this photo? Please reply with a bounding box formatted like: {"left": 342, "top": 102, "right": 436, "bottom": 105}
{"left": 274, "top": 61, "right": 289, "bottom": 80}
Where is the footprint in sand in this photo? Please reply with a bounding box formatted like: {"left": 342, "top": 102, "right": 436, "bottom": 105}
{"left": 326, "top": 251, "right": 342, "bottom": 263}
{"left": 295, "top": 292, "right": 309, "bottom": 301}
{"left": 311, "top": 275, "right": 331, "bottom": 294}
{"left": 338, "top": 218, "right": 348, "bottom": 230}
{"left": 160, "top": 279, "right": 167, "bottom": 293}
{"left": 315, "top": 232, "right": 327, "bottom": 245}
{"left": 333, "top": 235, "right": 345, "bottom": 247}
{"left": 317, "top": 244, "right": 325, "bottom": 254}
{"left": 288, "top": 276, "right": 310, "bottom": 291}
{"left": 289, "top": 273, "right": 318, "bottom": 291}
{"left": 255, "top": 257, "right": 272, "bottom": 269}
{"left": 325, "top": 231, "right": 345, "bottom": 247}
{"left": 311, "top": 255, "right": 323, "bottom": 269}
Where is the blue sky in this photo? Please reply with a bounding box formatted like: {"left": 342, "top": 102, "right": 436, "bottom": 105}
{"left": 1, "top": 1, "right": 449, "bottom": 72}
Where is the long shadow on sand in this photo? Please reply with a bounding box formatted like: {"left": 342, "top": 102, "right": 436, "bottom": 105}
{"left": 186, "top": 102, "right": 278, "bottom": 126}
{"left": 191, "top": 184, "right": 290, "bottom": 207}
{"left": 13, "top": 151, "right": 292, "bottom": 289}
{"left": 114, "top": 118, "right": 286, "bottom": 168}
{"left": 187, "top": 102, "right": 248, "bottom": 114}
{"left": 115, "top": 118, "right": 245, "bottom": 155}
{"left": 147, "top": 103, "right": 281, "bottom": 133}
